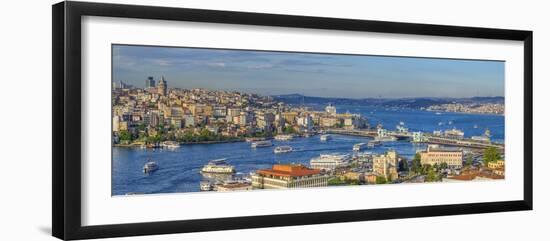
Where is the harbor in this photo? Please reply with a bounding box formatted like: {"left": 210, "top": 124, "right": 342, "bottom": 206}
{"left": 112, "top": 106, "right": 504, "bottom": 195}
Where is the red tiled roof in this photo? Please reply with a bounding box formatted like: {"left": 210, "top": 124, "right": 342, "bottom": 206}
{"left": 257, "top": 164, "right": 320, "bottom": 177}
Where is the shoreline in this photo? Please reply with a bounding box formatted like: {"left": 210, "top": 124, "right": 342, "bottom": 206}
{"left": 113, "top": 138, "right": 246, "bottom": 148}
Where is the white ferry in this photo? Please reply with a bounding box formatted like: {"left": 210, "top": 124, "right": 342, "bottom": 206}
{"left": 320, "top": 134, "right": 332, "bottom": 141}
{"left": 274, "top": 146, "right": 293, "bottom": 154}
{"left": 367, "top": 140, "right": 381, "bottom": 148}
{"left": 310, "top": 153, "right": 352, "bottom": 170}
{"left": 251, "top": 140, "right": 272, "bottom": 148}
{"left": 200, "top": 159, "right": 236, "bottom": 174}
{"left": 143, "top": 161, "right": 159, "bottom": 173}
{"left": 161, "top": 141, "right": 180, "bottom": 149}
{"left": 274, "top": 134, "right": 293, "bottom": 141}
{"left": 353, "top": 143, "right": 367, "bottom": 151}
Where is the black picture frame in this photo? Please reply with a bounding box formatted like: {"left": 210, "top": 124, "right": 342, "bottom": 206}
{"left": 52, "top": 1, "right": 533, "bottom": 240}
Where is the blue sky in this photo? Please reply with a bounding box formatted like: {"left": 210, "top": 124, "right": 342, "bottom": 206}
{"left": 112, "top": 45, "right": 504, "bottom": 98}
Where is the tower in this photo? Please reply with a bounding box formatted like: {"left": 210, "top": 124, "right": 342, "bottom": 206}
{"left": 145, "top": 76, "right": 155, "bottom": 88}
{"left": 157, "top": 76, "right": 167, "bottom": 96}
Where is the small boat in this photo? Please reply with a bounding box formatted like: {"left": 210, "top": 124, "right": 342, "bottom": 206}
{"left": 274, "top": 146, "right": 293, "bottom": 154}
{"left": 448, "top": 121, "right": 453, "bottom": 125}
{"left": 438, "top": 122, "right": 444, "bottom": 126}
{"left": 320, "top": 134, "right": 331, "bottom": 141}
{"left": 161, "top": 141, "right": 180, "bottom": 149}
{"left": 473, "top": 124, "right": 479, "bottom": 129}
{"left": 251, "top": 140, "right": 272, "bottom": 148}
{"left": 353, "top": 143, "right": 367, "bottom": 151}
{"left": 143, "top": 161, "right": 158, "bottom": 173}
{"left": 435, "top": 112, "right": 442, "bottom": 115}
{"left": 200, "top": 181, "right": 214, "bottom": 191}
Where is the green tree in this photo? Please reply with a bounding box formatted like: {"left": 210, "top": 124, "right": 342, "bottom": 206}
{"left": 118, "top": 130, "right": 132, "bottom": 141}
{"left": 375, "top": 176, "right": 387, "bottom": 184}
{"left": 483, "top": 147, "right": 501, "bottom": 166}
{"left": 411, "top": 153, "right": 422, "bottom": 174}
{"left": 440, "top": 162, "right": 448, "bottom": 170}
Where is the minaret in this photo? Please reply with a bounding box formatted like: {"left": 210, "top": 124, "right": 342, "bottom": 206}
{"left": 157, "top": 76, "right": 167, "bottom": 96}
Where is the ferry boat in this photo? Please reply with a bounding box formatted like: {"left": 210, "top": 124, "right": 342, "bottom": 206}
{"left": 143, "top": 161, "right": 159, "bottom": 173}
{"left": 161, "top": 141, "right": 180, "bottom": 149}
{"left": 274, "top": 134, "right": 293, "bottom": 141}
{"left": 367, "top": 140, "right": 381, "bottom": 148}
{"left": 251, "top": 140, "right": 272, "bottom": 148}
{"left": 200, "top": 159, "right": 236, "bottom": 174}
{"left": 320, "top": 134, "right": 331, "bottom": 141}
{"left": 274, "top": 146, "right": 293, "bottom": 154}
{"left": 353, "top": 143, "right": 367, "bottom": 151}
{"left": 310, "top": 153, "right": 352, "bottom": 170}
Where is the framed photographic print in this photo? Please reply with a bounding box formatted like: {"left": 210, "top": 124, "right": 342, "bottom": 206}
{"left": 52, "top": 1, "right": 533, "bottom": 240}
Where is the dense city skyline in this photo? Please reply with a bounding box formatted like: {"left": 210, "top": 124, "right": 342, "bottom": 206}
{"left": 113, "top": 45, "right": 505, "bottom": 98}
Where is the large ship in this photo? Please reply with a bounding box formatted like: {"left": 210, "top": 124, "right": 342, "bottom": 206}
{"left": 143, "top": 161, "right": 159, "bottom": 173}
{"left": 200, "top": 159, "right": 236, "bottom": 174}
{"left": 310, "top": 153, "right": 352, "bottom": 170}
{"left": 274, "top": 146, "right": 293, "bottom": 154}
{"left": 251, "top": 140, "right": 273, "bottom": 148}
{"left": 320, "top": 134, "right": 332, "bottom": 141}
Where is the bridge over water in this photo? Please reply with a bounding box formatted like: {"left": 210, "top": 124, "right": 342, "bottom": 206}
{"left": 324, "top": 128, "right": 504, "bottom": 150}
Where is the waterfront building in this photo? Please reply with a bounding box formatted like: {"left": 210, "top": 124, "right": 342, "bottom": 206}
{"left": 112, "top": 116, "right": 120, "bottom": 132}
{"left": 282, "top": 111, "right": 298, "bottom": 125}
{"left": 419, "top": 145, "right": 463, "bottom": 168}
{"left": 325, "top": 103, "right": 337, "bottom": 116}
{"left": 320, "top": 116, "right": 341, "bottom": 127}
{"left": 310, "top": 153, "right": 352, "bottom": 170}
{"left": 373, "top": 150, "right": 399, "bottom": 181}
{"left": 251, "top": 164, "right": 329, "bottom": 189}
{"left": 145, "top": 76, "right": 155, "bottom": 88}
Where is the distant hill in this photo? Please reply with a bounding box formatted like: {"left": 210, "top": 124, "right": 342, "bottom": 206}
{"left": 271, "top": 94, "right": 504, "bottom": 109}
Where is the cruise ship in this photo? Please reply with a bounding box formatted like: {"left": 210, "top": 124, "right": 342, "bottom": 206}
{"left": 200, "top": 159, "right": 236, "bottom": 174}
{"left": 251, "top": 140, "right": 273, "bottom": 148}
{"left": 161, "top": 141, "right": 180, "bottom": 149}
{"left": 310, "top": 153, "right": 352, "bottom": 170}
{"left": 143, "top": 161, "right": 159, "bottom": 173}
{"left": 274, "top": 134, "right": 293, "bottom": 141}
{"left": 320, "top": 134, "right": 331, "bottom": 141}
{"left": 274, "top": 146, "right": 293, "bottom": 154}
{"left": 353, "top": 143, "right": 367, "bottom": 151}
